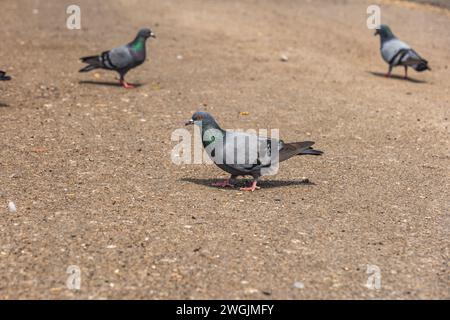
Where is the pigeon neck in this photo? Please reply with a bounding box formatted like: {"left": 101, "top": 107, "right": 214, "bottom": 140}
{"left": 131, "top": 37, "right": 146, "bottom": 51}
{"left": 379, "top": 30, "right": 395, "bottom": 44}
{"left": 201, "top": 122, "right": 224, "bottom": 148}
{"left": 200, "top": 120, "right": 225, "bottom": 139}
{"left": 201, "top": 121, "right": 223, "bottom": 133}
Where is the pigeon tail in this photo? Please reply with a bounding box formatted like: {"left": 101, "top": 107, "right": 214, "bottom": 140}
{"left": 412, "top": 60, "right": 431, "bottom": 72}
{"left": 299, "top": 148, "right": 324, "bottom": 156}
{"left": 79, "top": 55, "right": 101, "bottom": 72}
{"left": 279, "top": 141, "right": 323, "bottom": 162}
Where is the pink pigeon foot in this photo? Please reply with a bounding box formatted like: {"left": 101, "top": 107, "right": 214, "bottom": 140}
{"left": 211, "top": 180, "right": 235, "bottom": 188}
{"left": 240, "top": 181, "right": 260, "bottom": 192}
{"left": 120, "top": 80, "right": 136, "bottom": 89}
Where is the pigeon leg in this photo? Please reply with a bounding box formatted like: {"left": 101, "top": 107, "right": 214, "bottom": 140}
{"left": 240, "top": 179, "right": 260, "bottom": 192}
{"left": 386, "top": 66, "right": 392, "bottom": 77}
{"left": 212, "top": 175, "right": 236, "bottom": 188}
{"left": 119, "top": 75, "right": 136, "bottom": 89}
{"left": 404, "top": 66, "right": 408, "bottom": 79}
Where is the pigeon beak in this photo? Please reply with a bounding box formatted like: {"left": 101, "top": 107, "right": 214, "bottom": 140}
{"left": 150, "top": 33, "right": 156, "bottom": 38}
{"left": 185, "top": 119, "right": 194, "bottom": 126}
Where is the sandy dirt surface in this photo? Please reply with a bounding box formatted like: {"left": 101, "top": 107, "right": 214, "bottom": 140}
{"left": 0, "top": 0, "right": 449, "bottom": 300}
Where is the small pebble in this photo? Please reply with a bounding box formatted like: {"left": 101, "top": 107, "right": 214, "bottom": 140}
{"left": 8, "top": 201, "right": 17, "bottom": 213}
{"left": 293, "top": 281, "right": 304, "bottom": 289}
{"left": 244, "top": 288, "right": 258, "bottom": 294}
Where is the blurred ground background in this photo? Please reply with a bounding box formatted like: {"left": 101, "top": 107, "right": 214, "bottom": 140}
{"left": 0, "top": 0, "right": 448, "bottom": 299}
{"left": 410, "top": 0, "right": 450, "bottom": 9}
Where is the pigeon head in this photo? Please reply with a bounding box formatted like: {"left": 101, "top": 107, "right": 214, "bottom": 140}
{"left": 374, "top": 25, "right": 394, "bottom": 40}
{"left": 185, "top": 111, "right": 220, "bottom": 128}
{"left": 137, "top": 28, "right": 156, "bottom": 39}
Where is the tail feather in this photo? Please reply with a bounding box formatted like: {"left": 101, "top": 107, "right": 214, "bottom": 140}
{"left": 401, "top": 49, "right": 431, "bottom": 72}
{"left": 79, "top": 55, "right": 101, "bottom": 73}
{"left": 279, "top": 141, "right": 323, "bottom": 162}
{"left": 300, "top": 147, "right": 324, "bottom": 156}
{"left": 412, "top": 60, "right": 431, "bottom": 72}
{"left": 79, "top": 64, "right": 99, "bottom": 73}
{"left": 80, "top": 55, "right": 100, "bottom": 63}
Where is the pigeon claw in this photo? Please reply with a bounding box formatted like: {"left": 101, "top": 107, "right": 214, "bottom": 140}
{"left": 240, "top": 181, "right": 260, "bottom": 192}
{"left": 211, "top": 180, "right": 235, "bottom": 188}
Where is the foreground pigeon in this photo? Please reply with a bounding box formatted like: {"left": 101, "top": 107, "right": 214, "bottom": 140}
{"left": 0, "top": 70, "right": 11, "bottom": 81}
{"left": 186, "top": 112, "right": 323, "bottom": 192}
{"left": 375, "top": 25, "right": 430, "bottom": 78}
{"left": 79, "top": 28, "right": 155, "bottom": 88}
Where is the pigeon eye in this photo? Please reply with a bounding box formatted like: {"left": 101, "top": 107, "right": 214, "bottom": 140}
{"left": 196, "top": 116, "right": 204, "bottom": 120}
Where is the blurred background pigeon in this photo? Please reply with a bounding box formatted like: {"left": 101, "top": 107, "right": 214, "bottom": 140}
{"left": 0, "top": 70, "right": 11, "bottom": 81}
{"left": 186, "top": 112, "right": 323, "bottom": 192}
{"left": 375, "top": 25, "right": 431, "bottom": 78}
{"left": 79, "top": 28, "right": 155, "bottom": 88}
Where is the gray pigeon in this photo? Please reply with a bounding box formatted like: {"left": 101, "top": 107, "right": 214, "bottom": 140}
{"left": 0, "top": 70, "right": 11, "bottom": 81}
{"left": 375, "top": 25, "right": 430, "bottom": 78}
{"left": 186, "top": 111, "right": 323, "bottom": 192}
{"left": 79, "top": 28, "right": 155, "bottom": 88}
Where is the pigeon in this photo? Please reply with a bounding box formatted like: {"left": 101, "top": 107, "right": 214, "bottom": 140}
{"left": 79, "top": 28, "right": 156, "bottom": 88}
{"left": 186, "top": 111, "right": 323, "bottom": 192}
{"left": 0, "top": 70, "right": 11, "bottom": 81}
{"left": 375, "top": 25, "right": 431, "bottom": 78}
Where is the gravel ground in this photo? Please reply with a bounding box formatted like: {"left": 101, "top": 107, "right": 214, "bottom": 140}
{"left": 0, "top": 0, "right": 449, "bottom": 299}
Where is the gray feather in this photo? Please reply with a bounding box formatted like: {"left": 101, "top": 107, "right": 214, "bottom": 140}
{"left": 107, "top": 46, "right": 137, "bottom": 69}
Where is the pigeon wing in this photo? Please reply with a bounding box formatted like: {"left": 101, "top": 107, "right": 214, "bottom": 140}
{"left": 220, "top": 131, "right": 280, "bottom": 174}
{"left": 381, "top": 39, "right": 410, "bottom": 65}
{"left": 103, "top": 45, "right": 135, "bottom": 70}
{"left": 400, "top": 48, "right": 428, "bottom": 68}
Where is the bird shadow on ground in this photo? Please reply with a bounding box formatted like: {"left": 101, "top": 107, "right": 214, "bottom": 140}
{"left": 78, "top": 80, "right": 144, "bottom": 88}
{"left": 0, "top": 102, "right": 9, "bottom": 107}
{"left": 368, "top": 71, "right": 426, "bottom": 84}
{"left": 181, "top": 178, "right": 315, "bottom": 190}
